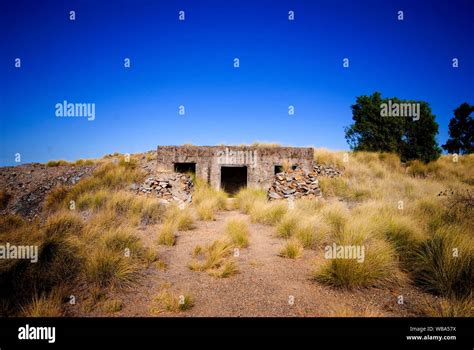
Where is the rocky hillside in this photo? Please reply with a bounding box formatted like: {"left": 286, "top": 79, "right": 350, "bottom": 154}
{"left": 0, "top": 164, "right": 95, "bottom": 219}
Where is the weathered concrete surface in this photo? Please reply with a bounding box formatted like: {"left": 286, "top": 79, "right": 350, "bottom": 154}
{"left": 156, "top": 145, "right": 313, "bottom": 191}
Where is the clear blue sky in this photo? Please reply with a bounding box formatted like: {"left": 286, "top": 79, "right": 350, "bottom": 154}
{"left": 1, "top": 0, "right": 473, "bottom": 165}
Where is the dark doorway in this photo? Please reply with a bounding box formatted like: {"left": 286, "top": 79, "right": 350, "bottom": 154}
{"left": 174, "top": 162, "right": 196, "bottom": 174}
{"left": 221, "top": 166, "right": 247, "bottom": 195}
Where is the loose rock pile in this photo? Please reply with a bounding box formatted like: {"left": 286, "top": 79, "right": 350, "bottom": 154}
{"left": 135, "top": 173, "right": 193, "bottom": 204}
{"left": 268, "top": 164, "right": 342, "bottom": 200}
{"left": 313, "top": 164, "right": 343, "bottom": 178}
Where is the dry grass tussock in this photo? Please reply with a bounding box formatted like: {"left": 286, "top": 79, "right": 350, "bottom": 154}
{"left": 192, "top": 177, "right": 228, "bottom": 219}
{"left": 188, "top": 239, "right": 238, "bottom": 278}
{"left": 150, "top": 286, "right": 194, "bottom": 314}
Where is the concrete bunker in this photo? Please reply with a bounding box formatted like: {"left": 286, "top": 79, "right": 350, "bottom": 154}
{"left": 156, "top": 145, "right": 314, "bottom": 193}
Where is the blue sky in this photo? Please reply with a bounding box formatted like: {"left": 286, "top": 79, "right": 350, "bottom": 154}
{"left": 1, "top": 0, "right": 473, "bottom": 165}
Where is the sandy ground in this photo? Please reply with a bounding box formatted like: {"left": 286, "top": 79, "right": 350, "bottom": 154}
{"left": 72, "top": 207, "right": 431, "bottom": 317}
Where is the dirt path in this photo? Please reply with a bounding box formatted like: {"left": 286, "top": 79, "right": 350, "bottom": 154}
{"left": 81, "top": 205, "right": 430, "bottom": 318}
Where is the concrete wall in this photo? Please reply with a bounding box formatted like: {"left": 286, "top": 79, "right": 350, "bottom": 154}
{"left": 156, "top": 145, "right": 314, "bottom": 190}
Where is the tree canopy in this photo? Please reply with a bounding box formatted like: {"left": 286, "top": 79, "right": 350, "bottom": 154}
{"left": 442, "top": 102, "right": 474, "bottom": 155}
{"left": 345, "top": 92, "right": 441, "bottom": 163}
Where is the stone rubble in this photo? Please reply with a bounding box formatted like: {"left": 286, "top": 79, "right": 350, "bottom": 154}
{"left": 313, "top": 164, "right": 343, "bottom": 178}
{"left": 268, "top": 164, "right": 342, "bottom": 200}
{"left": 134, "top": 172, "right": 193, "bottom": 205}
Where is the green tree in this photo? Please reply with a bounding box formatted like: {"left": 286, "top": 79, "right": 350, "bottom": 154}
{"left": 345, "top": 92, "right": 441, "bottom": 162}
{"left": 442, "top": 103, "right": 474, "bottom": 155}
{"left": 400, "top": 102, "right": 442, "bottom": 163}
